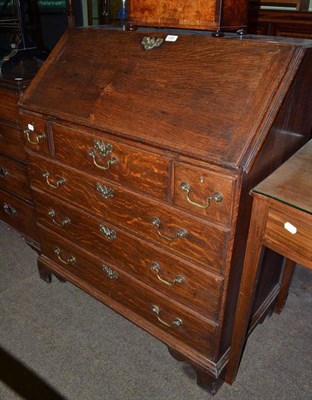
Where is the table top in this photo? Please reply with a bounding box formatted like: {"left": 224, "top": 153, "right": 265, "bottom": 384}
{"left": 253, "top": 139, "right": 312, "bottom": 215}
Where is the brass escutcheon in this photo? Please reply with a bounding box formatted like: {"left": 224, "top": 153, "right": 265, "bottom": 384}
{"left": 93, "top": 140, "right": 113, "bottom": 156}
{"left": 99, "top": 224, "right": 117, "bottom": 240}
{"left": 0, "top": 166, "right": 8, "bottom": 177}
{"left": 3, "top": 202, "right": 16, "bottom": 216}
{"left": 96, "top": 183, "right": 115, "bottom": 199}
{"left": 141, "top": 36, "right": 164, "bottom": 51}
{"left": 103, "top": 264, "right": 118, "bottom": 279}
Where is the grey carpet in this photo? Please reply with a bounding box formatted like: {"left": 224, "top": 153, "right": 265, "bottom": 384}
{"left": 0, "top": 224, "right": 311, "bottom": 400}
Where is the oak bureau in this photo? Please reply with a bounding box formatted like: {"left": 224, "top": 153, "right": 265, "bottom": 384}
{"left": 19, "top": 27, "right": 312, "bottom": 394}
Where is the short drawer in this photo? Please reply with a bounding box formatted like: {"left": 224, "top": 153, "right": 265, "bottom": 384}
{"left": 39, "top": 227, "right": 217, "bottom": 359}
{"left": 51, "top": 122, "right": 170, "bottom": 200}
{"left": 0, "top": 122, "right": 26, "bottom": 161}
{"left": 173, "top": 161, "right": 237, "bottom": 225}
{"left": 0, "top": 88, "right": 18, "bottom": 122}
{"left": 34, "top": 191, "right": 223, "bottom": 318}
{"left": 0, "top": 154, "right": 32, "bottom": 201}
{"left": 264, "top": 208, "right": 312, "bottom": 262}
{"left": 19, "top": 113, "right": 50, "bottom": 155}
{"left": 28, "top": 154, "right": 229, "bottom": 270}
{"left": 0, "top": 189, "right": 38, "bottom": 242}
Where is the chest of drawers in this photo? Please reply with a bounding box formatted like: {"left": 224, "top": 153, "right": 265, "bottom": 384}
{"left": 0, "top": 78, "right": 38, "bottom": 248}
{"left": 19, "top": 28, "right": 312, "bottom": 394}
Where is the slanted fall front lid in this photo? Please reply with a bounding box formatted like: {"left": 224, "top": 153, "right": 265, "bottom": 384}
{"left": 20, "top": 28, "right": 305, "bottom": 168}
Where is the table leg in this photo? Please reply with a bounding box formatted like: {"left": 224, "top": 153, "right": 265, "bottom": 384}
{"left": 225, "top": 196, "right": 269, "bottom": 384}
{"left": 274, "top": 258, "right": 296, "bottom": 314}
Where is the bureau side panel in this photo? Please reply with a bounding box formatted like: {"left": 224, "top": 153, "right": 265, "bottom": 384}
{"left": 219, "top": 48, "right": 312, "bottom": 360}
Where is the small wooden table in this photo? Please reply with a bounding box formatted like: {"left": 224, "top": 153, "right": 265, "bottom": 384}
{"left": 226, "top": 139, "right": 312, "bottom": 384}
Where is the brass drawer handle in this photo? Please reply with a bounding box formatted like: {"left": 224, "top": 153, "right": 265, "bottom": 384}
{"left": 48, "top": 209, "right": 71, "bottom": 227}
{"left": 0, "top": 166, "right": 8, "bottom": 177}
{"left": 43, "top": 171, "right": 66, "bottom": 189}
{"left": 54, "top": 247, "right": 76, "bottom": 265}
{"left": 96, "top": 183, "right": 115, "bottom": 199}
{"left": 24, "top": 128, "right": 46, "bottom": 145}
{"left": 151, "top": 305, "right": 183, "bottom": 328}
{"left": 3, "top": 202, "right": 16, "bottom": 216}
{"left": 89, "top": 149, "right": 118, "bottom": 171}
{"left": 151, "top": 217, "right": 188, "bottom": 242}
{"left": 99, "top": 224, "right": 117, "bottom": 240}
{"left": 89, "top": 139, "right": 118, "bottom": 170}
{"left": 151, "top": 262, "right": 185, "bottom": 286}
{"left": 103, "top": 264, "right": 118, "bottom": 279}
{"left": 180, "top": 182, "right": 223, "bottom": 209}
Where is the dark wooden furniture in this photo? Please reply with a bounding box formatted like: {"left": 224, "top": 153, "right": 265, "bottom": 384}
{"left": 226, "top": 140, "right": 312, "bottom": 384}
{"left": 248, "top": 9, "right": 312, "bottom": 38}
{"left": 0, "top": 77, "right": 38, "bottom": 248}
{"left": 249, "top": 0, "right": 310, "bottom": 11}
{"left": 89, "top": 0, "right": 248, "bottom": 32}
{"left": 127, "top": 0, "right": 248, "bottom": 32}
{"left": 19, "top": 27, "right": 312, "bottom": 394}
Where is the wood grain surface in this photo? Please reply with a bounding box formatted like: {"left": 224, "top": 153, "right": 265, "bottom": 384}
{"left": 0, "top": 122, "right": 26, "bottom": 161}
{"left": 20, "top": 29, "right": 300, "bottom": 169}
{"left": 52, "top": 122, "right": 170, "bottom": 200}
{"left": 0, "top": 88, "right": 19, "bottom": 123}
{"left": 34, "top": 190, "right": 224, "bottom": 319}
{"left": 28, "top": 152, "right": 228, "bottom": 269}
{"left": 0, "top": 154, "right": 32, "bottom": 201}
{"left": 39, "top": 226, "right": 217, "bottom": 359}
{"left": 128, "top": 0, "right": 248, "bottom": 30}
{"left": 0, "top": 189, "right": 38, "bottom": 241}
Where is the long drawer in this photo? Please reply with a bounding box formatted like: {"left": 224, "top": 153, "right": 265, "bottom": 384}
{"left": 39, "top": 226, "right": 217, "bottom": 359}
{"left": 28, "top": 153, "right": 228, "bottom": 269}
{"left": 264, "top": 208, "right": 312, "bottom": 262}
{"left": 0, "top": 154, "right": 32, "bottom": 201}
{"left": 0, "top": 189, "right": 38, "bottom": 241}
{"left": 34, "top": 190, "right": 223, "bottom": 318}
{"left": 51, "top": 122, "right": 170, "bottom": 200}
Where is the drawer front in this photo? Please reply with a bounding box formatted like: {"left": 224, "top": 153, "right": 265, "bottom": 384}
{"left": 39, "top": 227, "right": 217, "bottom": 359}
{"left": 0, "top": 155, "right": 32, "bottom": 200}
{"left": 0, "top": 122, "right": 26, "bottom": 161}
{"left": 0, "top": 88, "right": 18, "bottom": 122}
{"left": 52, "top": 123, "right": 170, "bottom": 200}
{"left": 28, "top": 154, "right": 228, "bottom": 270}
{"left": 34, "top": 192, "right": 223, "bottom": 318}
{"left": 0, "top": 189, "right": 38, "bottom": 241}
{"left": 174, "top": 162, "right": 236, "bottom": 225}
{"left": 264, "top": 208, "right": 312, "bottom": 262}
{"left": 19, "top": 113, "right": 50, "bottom": 155}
